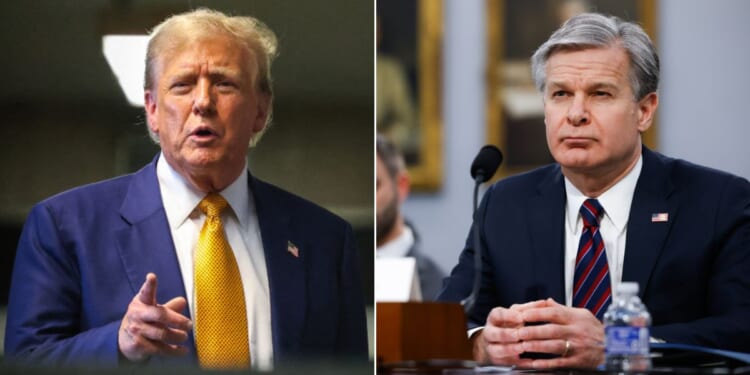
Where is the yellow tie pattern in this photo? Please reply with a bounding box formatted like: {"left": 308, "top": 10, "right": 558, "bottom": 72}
{"left": 194, "top": 193, "right": 250, "bottom": 369}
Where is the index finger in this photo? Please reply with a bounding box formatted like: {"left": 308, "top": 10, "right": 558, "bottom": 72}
{"left": 487, "top": 307, "right": 524, "bottom": 328}
{"left": 509, "top": 299, "right": 550, "bottom": 312}
{"left": 137, "top": 273, "right": 158, "bottom": 305}
{"left": 521, "top": 304, "right": 569, "bottom": 325}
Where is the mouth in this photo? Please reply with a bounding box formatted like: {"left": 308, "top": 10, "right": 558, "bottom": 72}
{"left": 562, "top": 136, "right": 595, "bottom": 146}
{"left": 188, "top": 126, "right": 219, "bottom": 141}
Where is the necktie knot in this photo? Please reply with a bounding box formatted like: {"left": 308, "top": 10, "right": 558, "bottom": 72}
{"left": 199, "top": 193, "right": 228, "bottom": 218}
{"left": 580, "top": 198, "right": 604, "bottom": 229}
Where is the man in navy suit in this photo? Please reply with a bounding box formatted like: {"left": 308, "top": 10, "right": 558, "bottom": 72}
{"left": 438, "top": 13, "right": 750, "bottom": 369}
{"left": 4, "top": 8, "right": 367, "bottom": 369}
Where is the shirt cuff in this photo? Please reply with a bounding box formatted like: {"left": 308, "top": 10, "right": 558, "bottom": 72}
{"left": 468, "top": 326, "right": 484, "bottom": 339}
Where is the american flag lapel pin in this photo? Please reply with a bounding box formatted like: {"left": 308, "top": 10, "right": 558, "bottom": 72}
{"left": 287, "top": 240, "right": 299, "bottom": 258}
{"left": 651, "top": 212, "right": 669, "bottom": 223}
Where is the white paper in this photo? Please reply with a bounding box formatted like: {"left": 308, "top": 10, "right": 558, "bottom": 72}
{"left": 375, "top": 257, "right": 422, "bottom": 302}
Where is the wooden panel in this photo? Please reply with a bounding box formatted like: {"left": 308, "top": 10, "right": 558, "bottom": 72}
{"left": 376, "top": 302, "right": 473, "bottom": 364}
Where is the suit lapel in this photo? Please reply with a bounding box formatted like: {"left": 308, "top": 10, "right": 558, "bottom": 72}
{"left": 250, "top": 175, "right": 306, "bottom": 359}
{"left": 527, "top": 166, "right": 567, "bottom": 302}
{"left": 114, "top": 158, "right": 196, "bottom": 361}
{"left": 622, "top": 148, "right": 677, "bottom": 294}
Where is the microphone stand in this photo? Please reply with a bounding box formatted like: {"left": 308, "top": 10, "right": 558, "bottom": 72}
{"left": 461, "top": 173, "right": 485, "bottom": 316}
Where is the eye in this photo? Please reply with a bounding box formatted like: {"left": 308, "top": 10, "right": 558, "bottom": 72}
{"left": 169, "top": 81, "right": 192, "bottom": 94}
{"left": 551, "top": 90, "right": 569, "bottom": 98}
{"left": 593, "top": 90, "right": 611, "bottom": 97}
{"left": 216, "top": 80, "right": 239, "bottom": 92}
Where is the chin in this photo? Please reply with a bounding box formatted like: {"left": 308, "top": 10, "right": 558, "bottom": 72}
{"left": 554, "top": 153, "right": 595, "bottom": 170}
{"left": 552, "top": 148, "right": 592, "bottom": 168}
{"left": 183, "top": 151, "right": 224, "bottom": 169}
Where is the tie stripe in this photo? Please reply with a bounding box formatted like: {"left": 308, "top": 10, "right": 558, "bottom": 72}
{"left": 572, "top": 199, "right": 612, "bottom": 320}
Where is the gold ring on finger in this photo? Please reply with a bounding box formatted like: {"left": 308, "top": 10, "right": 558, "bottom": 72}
{"left": 562, "top": 339, "right": 571, "bottom": 357}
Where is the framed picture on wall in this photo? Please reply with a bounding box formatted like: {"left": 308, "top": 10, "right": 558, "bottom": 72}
{"left": 377, "top": 0, "right": 442, "bottom": 191}
{"left": 485, "top": 0, "right": 657, "bottom": 178}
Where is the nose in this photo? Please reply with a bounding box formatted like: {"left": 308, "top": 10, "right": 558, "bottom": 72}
{"left": 566, "top": 94, "right": 589, "bottom": 126}
{"left": 192, "top": 79, "right": 215, "bottom": 116}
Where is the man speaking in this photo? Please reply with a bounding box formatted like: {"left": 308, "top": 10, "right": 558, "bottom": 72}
{"left": 5, "top": 8, "right": 367, "bottom": 370}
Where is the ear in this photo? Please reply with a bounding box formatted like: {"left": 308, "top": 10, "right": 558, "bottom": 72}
{"left": 251, "top": 93, "right": 271, "bottom": 135}
{"left": 395, "top": 171, "right": 410, "bottom": 204}
{"left": 636, "top": 92, "right": 658, "bottom": 133}
{"left": 144, "top": 90, "right": 159, "bottom": 135}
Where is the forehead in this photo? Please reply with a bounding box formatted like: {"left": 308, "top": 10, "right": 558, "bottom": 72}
{"left": 545, "top": 46, "right": 631, "bottom": 86}
{"left": 157, "top": 33, "right": 254, "bottom": 76}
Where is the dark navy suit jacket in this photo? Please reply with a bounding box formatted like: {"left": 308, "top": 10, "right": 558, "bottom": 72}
{"left": 5, "top": 158, "right": 368, "bottom": 366}
{"left": 438, "top": 147, "right": 750, "bottom": 352}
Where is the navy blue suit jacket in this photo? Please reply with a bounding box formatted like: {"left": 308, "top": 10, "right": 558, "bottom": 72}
{"left": 438, "top": 147, "right": 750, "bottom": 352}
{"left": 5, "top": 158, "right": 368, "bottom": 366}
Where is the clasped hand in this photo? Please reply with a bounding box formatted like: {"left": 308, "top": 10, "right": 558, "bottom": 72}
{"left": 118, "top": 273, "right": 193, "bottom": 362}
{"left": 473, "top": 298, "right": 605, "bottom": 369}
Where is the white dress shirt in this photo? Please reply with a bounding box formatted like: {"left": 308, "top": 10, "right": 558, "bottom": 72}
{"left": 467, "top": 155, "right": 644, "bottom": 339}
{"left": 156, "top": 154, "right": 274, "bottom": 370}
{"left": 563, "top": 155, "right": 643, "bottom": 306}
{"left": 376, "top": 226, "right": 415, "bottom": 258}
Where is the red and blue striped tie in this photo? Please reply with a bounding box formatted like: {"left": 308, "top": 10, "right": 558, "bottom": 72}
{"left": 572, "top": 199, "right": 612, "bottom": 320}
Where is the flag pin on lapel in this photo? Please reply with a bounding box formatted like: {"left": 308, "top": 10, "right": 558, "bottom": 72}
{"left": 287, "top": 241, "right": 299, "bottom": 258}
{"left": 651, "top": 212, "right": 669, "bottom": 223}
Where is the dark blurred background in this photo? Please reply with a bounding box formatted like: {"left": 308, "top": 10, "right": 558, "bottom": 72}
{"left": 0, "top": 0, "right": 374, "bottom": 356}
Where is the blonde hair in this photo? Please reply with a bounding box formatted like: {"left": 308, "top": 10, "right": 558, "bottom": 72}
{"left": 144, "top": 8, "right": 279, "bottom": 145}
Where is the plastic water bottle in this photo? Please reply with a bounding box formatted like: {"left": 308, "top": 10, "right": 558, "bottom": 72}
{"left": 603, "top": 282, "right": 652, "bottom": 371}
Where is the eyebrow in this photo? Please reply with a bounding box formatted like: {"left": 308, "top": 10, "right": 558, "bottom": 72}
{"left": 207, "top": 66, "right": 242, "bottom": 79}
{"left": 167, "top": 67, "right": 244, "bottom": 82}
{"left": 546, "top": 81, "right": 620, "bottom": 92}
{"left": 588, "top": 82, "right": 620, "bottom": 92}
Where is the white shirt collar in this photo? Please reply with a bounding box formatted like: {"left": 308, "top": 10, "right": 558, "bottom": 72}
{"left": 156, "top": 152, "right": 251, "bottom": 229}
{"left": 377, "top": 226, "right": 415, "bottom": 258}
{"left": 564, "top": 154, "right": 643, "bottom": 233}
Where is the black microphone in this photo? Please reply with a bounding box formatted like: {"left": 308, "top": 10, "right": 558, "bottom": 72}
{"left": 462, "top": 145, "right": 503, "bottom": 316}
{"left": 471, "top": 145, "right": 503, "bottom": 183}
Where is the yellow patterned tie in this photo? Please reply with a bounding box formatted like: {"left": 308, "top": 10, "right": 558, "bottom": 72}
{"left": 194, "top": 193, "right": 250, "bottom": 369}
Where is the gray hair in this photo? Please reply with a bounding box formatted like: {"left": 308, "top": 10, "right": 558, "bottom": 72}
{"left": 531, "top": 12, "right": 659, "bottom": 100}
{"left": 144, "top": 8, "right": 279, "bottom": 145}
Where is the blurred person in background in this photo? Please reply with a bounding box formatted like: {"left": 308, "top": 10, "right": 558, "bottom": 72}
{"left": 377, "top": 135, "right": 445, "bottom": 300}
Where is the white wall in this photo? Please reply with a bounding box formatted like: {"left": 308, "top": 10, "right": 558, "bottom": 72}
{"left": 405, "top": 0, "right": 750, "bottom": 277}
{"left": 658, "top": 0, "right": 750, "bottom": 180}
{"left": 403, "top": 0, "right": 486, "bottom": 275}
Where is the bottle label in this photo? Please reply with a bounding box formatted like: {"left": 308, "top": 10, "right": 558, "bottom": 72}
{"left": 605, "top": 326, "right": 649, "bottom": 355}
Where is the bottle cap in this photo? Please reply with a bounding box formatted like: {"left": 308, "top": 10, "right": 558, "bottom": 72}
{"left": 618, "top": 282, "right": 639, "bottom": 294}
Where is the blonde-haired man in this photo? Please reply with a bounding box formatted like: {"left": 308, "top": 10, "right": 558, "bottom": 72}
{"left": 5, "top": 8, "right": 367, "bottom": 369}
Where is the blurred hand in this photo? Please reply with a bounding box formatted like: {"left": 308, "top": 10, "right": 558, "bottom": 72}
{"left": 118, "top": 273, "right": 193, "bottom": 362}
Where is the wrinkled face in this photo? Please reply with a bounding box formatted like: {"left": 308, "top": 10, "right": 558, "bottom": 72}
{"left": 145, "top": 34, "right": 269, "bottom": 178}
{"left": 543, "top": 46, "right": 656, "bottom": 176}
{"left": 376, "top": 157, "right": 398, "bottom": 244}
